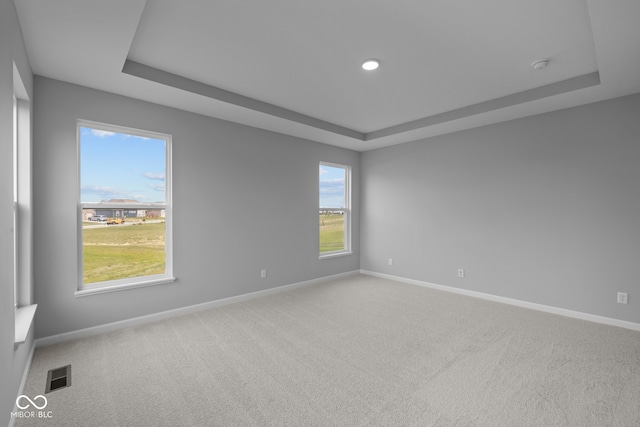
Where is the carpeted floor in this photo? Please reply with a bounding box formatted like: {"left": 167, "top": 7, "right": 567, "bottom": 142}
{"left": 15, "top": 274, "right": 640, "bottom": 426}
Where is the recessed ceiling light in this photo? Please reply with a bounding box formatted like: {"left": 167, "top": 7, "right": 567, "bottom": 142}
{"left": 362, "top": 59, "right": 380, "bottom": 71}
{"left": 531, "top": 58, "right": 550, "bottom": 70}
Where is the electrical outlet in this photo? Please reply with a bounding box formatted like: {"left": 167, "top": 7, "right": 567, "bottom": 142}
{"left": 388, "top": 258, "right": 393, "bottom": 266}
{"left": 261, "top": 269, "right": 267, "bottom": 279}
{"left": 617, "top": 292, "right": 628, "bottom": 304}
{"left": 457, "top": 269, "right": 465, "bottom": 278}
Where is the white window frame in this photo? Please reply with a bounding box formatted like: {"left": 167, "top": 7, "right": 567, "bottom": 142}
{"left": 12, "top": 94, "right": 18, "bottom": 308}
{"left": 319, "top": 161, "right": 352, "bottom": 259}
{"left": 76, "top": 120, "right": 174, "bottom": 296}
{"left": 12, "top": 91, "right": 29, "bottom": 307}
{"left": 14, "top": 62, "right": 37, "bottom": 346}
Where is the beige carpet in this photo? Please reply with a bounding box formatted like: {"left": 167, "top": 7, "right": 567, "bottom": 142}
{"left": 16, "top": 274, "right": 640, "bottom": 426}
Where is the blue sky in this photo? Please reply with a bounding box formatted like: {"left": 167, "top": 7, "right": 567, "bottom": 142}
{"left": 319, "top": 164, "right": 345, "bottom": 208}
{"left": 80, "top": 127, "right": 166, "bottom": 203}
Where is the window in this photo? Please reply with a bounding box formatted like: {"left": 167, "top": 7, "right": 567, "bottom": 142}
{"left": 13, "top": 63, "right": 32, "bottom": 309}
{"left": 319, "top": 162, "right": 351, "bottom": 257}
{"left": 77, "top": 121, "right": 173, "bottom": 295}
{"left": 12, "top": 95, "right": 18, "bottom": 308}
{"left": 14, "top": 63, "right": 37, "bottom": 345}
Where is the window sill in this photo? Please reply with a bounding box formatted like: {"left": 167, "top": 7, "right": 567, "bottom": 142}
{"left": 319, "top": 251, "right": 353, "bottom": 260}
{"left": 75, "top": 276, "right": 176, "bottom": 297}
{"left": 15, "top": 304, "right": 37, "bottom": 346}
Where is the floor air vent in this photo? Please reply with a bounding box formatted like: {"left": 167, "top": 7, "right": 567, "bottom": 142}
{"left": 46, "top": 365, "right": 71, "bottom": 393}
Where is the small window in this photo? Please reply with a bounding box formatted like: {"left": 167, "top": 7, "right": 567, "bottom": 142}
{"left": 77, "top": 121, "right": 173, "bottom": 294}
{"left": 319, "top": 162, "right": 351, "bottom": 257}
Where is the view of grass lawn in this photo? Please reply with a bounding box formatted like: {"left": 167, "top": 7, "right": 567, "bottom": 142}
{"left": 84, "top": 212, "right": 340, "bottom": 283}
{"left": 83, "top": 222, "right": 165, "bottom": 284}
{"left": 319, "top": 214, "right": 345, "bottom": 252}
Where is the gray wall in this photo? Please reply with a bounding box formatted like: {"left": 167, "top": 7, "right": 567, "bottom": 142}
{"left": 1, "top": 1, "right": 34, "bottom": 425}
{"left": 361, "top": 93, "right": 640, "bottom": 324}
{"left": 32, "top": 77, "right": 360, "bottom": 339}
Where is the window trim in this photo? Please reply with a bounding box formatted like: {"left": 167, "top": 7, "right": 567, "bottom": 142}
{"left": 319, "top": 161, "right": 352, "bottom": 259}
{"left": 12, "top": 94, "right": 18, "bottom": 308}
{"left": 76, "top": 120, "right": 174, "bottom": 296}
{"left": 14, "top": 62, "right": 37, "bottom": 346}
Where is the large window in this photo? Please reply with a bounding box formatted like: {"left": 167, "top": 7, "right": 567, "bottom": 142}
{"left": 77, "top": 121, "right": 173, "bottom": 294}
{"left": 13, "top": 63, "right": 36, "bottom": 345}
{"left": 13, "top": 63, "right": 32, "bottom": 310}
{"left": 319, "top": 162, "right": 351, "bottom": 257}
{"left": 12, "top": 95, "right": 18, "bottom": 307}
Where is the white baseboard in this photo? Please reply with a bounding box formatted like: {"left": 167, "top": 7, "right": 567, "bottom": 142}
{"left": 9, "top": 341, "right": 36, "bottom": 427}
{"left": 360, "top": 270, "right": 640, "bottom": 332}
{"left": 36, "top": 270, "right": 360, "bottom": 348}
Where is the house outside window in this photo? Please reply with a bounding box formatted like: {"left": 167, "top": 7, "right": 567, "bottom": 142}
{"left": 77, "top": 121, "right": 174, "bottom": 294}
{"left": 319, "top": 162, "right": 351, "bottom": 257}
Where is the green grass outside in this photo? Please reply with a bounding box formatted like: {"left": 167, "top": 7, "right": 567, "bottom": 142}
{"left": 83, "top": 222, "right": 165, "bottom": 284}
{"left": 84, "top": 215, "right": 341, "bottom": 283}
{"left": 319, "top": 214, "right": 344, "bottom": 252}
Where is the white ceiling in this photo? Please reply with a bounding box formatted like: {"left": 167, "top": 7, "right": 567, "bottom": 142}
{"left": 14, "top": 0, "right": 640, "bottom": 151}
